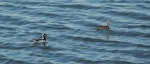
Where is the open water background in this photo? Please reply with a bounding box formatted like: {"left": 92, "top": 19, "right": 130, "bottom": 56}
{"left": 0, "top": 0, "right": 150, "bottom": 64}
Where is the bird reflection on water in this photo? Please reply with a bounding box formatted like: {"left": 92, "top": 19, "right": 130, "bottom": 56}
{"left": 96, "top": 19, "right": 111, "bottom": 40}
{"left": 96, "top": 30, "right": 110, "bottom": 41}
{"left": 106, "top": 30, "right": 110, "bottom": 40}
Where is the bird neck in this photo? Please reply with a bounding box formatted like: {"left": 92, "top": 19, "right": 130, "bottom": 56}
{"left": 106, "top": 19, "right": 109, "bottom": 26}
{"left": 42, "top": 35, "right": 46, "bottom": 40}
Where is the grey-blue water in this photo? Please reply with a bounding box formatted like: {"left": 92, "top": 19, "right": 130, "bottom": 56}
{"left": 0, "top": 0, "right": 150, "bottom": 64}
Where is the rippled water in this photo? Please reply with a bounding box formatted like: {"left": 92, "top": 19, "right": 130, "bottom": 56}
{"left": 0, "top": 0, "right": 150, "bottom": 64}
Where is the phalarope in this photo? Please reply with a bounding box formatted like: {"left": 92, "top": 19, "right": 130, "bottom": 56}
{"left": 31, "top": 33, "right": 47, "bottom": 46}
{"left": 97, "top": 19, "right": 110, "bottom": 30}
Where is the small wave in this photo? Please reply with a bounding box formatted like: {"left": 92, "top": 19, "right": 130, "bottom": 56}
{"left": 19, "top": 5, "right": 34, "bottom": 10}
{"left": 118, "top": 49, "right": 150, "bottom": 60}
{"left": 110, "top": 28, "right": 150, "bottom": 38}
{"left": 27, "top": 24, "right": 72, "bottom": 30}
{"left": 0, "top": 14, "right": 20, "bottom": 22}
{"left": 20, "top": 1, "right": 50, "bottom": 6}
{"left": 35, "top": 12, "right": 62, "bottom": 18}
{"left": 64, "top": 34, "right": 108, "bottom": 42}
{"left": 108, "top": 10, "right": 150, "bottom": 21}
{"left": 137, "top": 44, "right": 150, "bottom": 48}
{"left": 86, "top": 0, "right": 148, "bottom": 3}
{"left": 144, "top": 0, "right": 150, "bottom": 4}
{"left": 127, "top": 24, "right": 150, "bottom": 28}
{"left": 0, "top": 14, "right": 31, "bottom": 26}
{"left": 53, "top": 4, "right": 100, "bottom": 9}
{"left": 0, "top": 45, "right": 30, "bottom": 50}
{"left": 0, "top": 3, "right": 17, "bottom": 9}
{"left": 142, "top": 34, "right": 150, "bottom": 37}
{"left": 105, "top": 60, "right": 135, "bottom": 64}
{"left": 0, "top": 26, "right": 16, "bottom": 31}
{"left": 0, "top": 2, "right": 29, "bottom": 11}
{"left": 135, "top": 4, "right": 150, "bottom": 10}
{"left": 108, "top": 4, "right": 129, "bottom": 7}
{"left": 75, "top": 58, "right": 101, "bottom": 64}
{"left": 0, "top": 58, "right": 30, "bottom": 64}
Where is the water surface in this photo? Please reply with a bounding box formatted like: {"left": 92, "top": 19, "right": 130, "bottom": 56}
{"left": 0, "top": 0, "right": 150, "bottom": 64}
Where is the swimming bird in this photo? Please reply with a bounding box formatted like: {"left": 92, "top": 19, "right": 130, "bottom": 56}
{"left": 31, "top": 33, "right": 47, "bottom": 46}
{"left": 97, "top": 19, "right": 110, "bottom": 30}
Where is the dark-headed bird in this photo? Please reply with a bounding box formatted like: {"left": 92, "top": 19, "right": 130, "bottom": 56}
{"left": 31, "top": 33, "right": 47, "bottom": 46}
